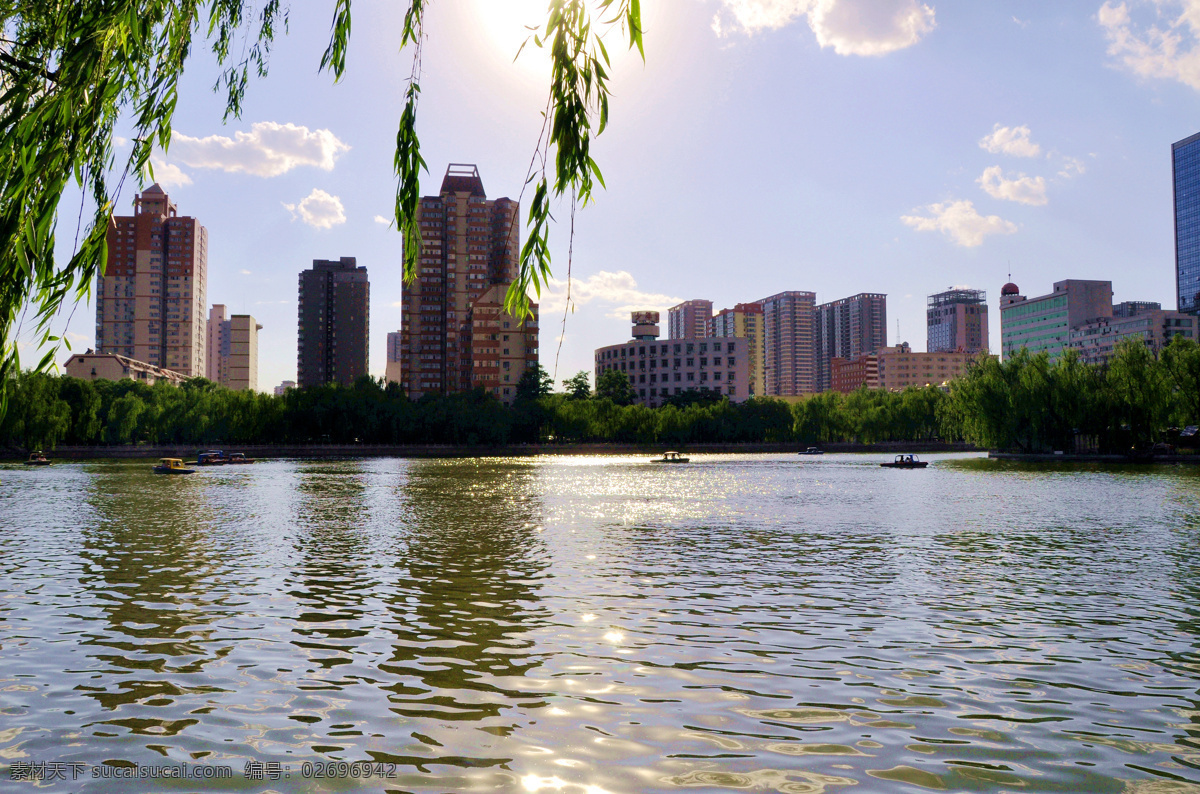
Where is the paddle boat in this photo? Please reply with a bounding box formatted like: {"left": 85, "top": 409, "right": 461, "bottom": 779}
{"left": 652, "top": 451, "right": 690, "bottom": 464}
{"left": 153, "top": 458, "right": 196, "bottom": 474}
{"left": 797, "top": 447, "right": 824, "bottom": 455}
{"left": 880, "top": 454, "right": 928, "bottom": 469}
{"left": 23, "top": 451, "right": 51, "bottom": 466}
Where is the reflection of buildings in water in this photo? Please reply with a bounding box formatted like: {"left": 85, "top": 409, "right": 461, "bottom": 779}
{"left": 378, "top": 459, "right": 552, "bottom": 725}
{"left": 284, "top": 461, "right": 377, "bottom": 679}
{"left": 77, "top": 466, "right": 227, "bottom": 716}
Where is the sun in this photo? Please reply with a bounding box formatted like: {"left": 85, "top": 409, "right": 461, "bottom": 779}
{"left": 471, "top": 0, "right": 553, "bottom": 66}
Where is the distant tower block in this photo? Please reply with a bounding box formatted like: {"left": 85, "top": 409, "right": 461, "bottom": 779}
{"left": 927, "top": 288, "right": 989, "bottom": 353}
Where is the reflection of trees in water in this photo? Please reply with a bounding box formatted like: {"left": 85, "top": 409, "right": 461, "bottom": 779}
{"left": 378, "top": 460, "right": 552, "bottom": 725}
{"left": 1164, "top": 495, "right": 1200, "bottom": 776}
{"left": 76, "top": 465, "right": 228, "bottom": 727}
{"left": 285, "top": 461, "right": 376, "bottom": 676}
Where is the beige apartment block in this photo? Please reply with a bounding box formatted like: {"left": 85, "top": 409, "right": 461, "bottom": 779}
{"left": 206, "top": 304, "right": 230, "bottom": 384}
{"left": 206, "top": 305, "right": 261, "bottom": 390}
{"left": 712, "top": 302, "right": 765, "bottom": 397}
{"left": 399, "top": 164, "right": 538, "bottom": 403}
{"left": 594, "top": 312, "right": 750, "bottom": 407}
{"left": 96, "top": 184, "right": 208, "bottom": 377}
{"left": 228, "top": 315, "right": 262, "bottom": 391}
{"left": 64, "top": 352, "right": 187, "bottom": 386}
{"left": 469, "top": 283, "right": 540, "bottom": 401}
{"left": 877, "top": 343, "right": 980, "bottom": 391}
{"left": 756, "top": 291, "right": 817, "bottom": 396}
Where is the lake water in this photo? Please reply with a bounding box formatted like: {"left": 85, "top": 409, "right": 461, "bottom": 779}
{"left": 2, "top": 452, "right": 1200, "bottom": 792}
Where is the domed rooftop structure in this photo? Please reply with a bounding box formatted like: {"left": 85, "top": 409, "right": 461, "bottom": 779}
{"left": 1001, "top": 282, "right": 1020, "bottom": 296}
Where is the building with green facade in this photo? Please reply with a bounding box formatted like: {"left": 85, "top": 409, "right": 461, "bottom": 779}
{"left": 999, "top": 280, "right": 1113, "bottom": 361}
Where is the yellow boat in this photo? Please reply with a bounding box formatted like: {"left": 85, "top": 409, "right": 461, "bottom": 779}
{"left": 153, "top": 457, "right": 196, "bottom": 475}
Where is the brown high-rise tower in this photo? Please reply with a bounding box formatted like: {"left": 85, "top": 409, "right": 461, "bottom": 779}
{"left": 297, "top": 257, "right": 369, "bottom": 387}
{"left": 399, "top": 164, "right": 538, "bottom": 403}
{"left": 95, "top": 184, "right": 208, "bottom": 375}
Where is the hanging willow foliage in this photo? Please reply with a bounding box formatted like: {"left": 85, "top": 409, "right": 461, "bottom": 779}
{"left": 0, "top": 0, "right": 643, "bottom": 418}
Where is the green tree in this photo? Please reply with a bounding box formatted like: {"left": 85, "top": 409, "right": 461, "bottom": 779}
{"left": 594, "top": 369, "right": 636, "bottom": 406}
{"left": 562, "top": 370, "right": 591, "bottom": 399}
{"left": 1162, "top": 335, "right": 1200, "bottom": 426}
{"left": 0, "top": 1, "right": 644, "bottom": 416}
{"left": 517, "top": 364, "right": 555, "bottom": 401}
{"left": 1107, "top": 339, "right": 1171, "bottom": 451}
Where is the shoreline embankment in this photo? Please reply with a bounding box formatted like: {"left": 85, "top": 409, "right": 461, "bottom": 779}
{"left": 3, "top": 441, "right": 980, "bottom": 461}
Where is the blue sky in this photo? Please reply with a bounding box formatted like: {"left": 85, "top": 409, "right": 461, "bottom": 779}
{"left": 30, "top": 0, "right": 1200, "bottom": 390}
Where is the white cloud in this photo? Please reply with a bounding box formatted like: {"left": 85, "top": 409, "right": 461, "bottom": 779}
{"left": 808, "top": 0, "right": 936, "bottom": 55}
{"left": 978, "top": 124, "right": 1041, "bottom": 157}
{"left": 901, "top": 199, "right": 1018, "bottom": 247}
{"left": 170, "top": 122, "right": 350, "bottom": 177}
{"left": 539, "top": 271, "right": 683, "bottom": 320}
{"left": 239, "top": 269, "right": 252, "bottom": 275}
{"left": 374, "top": 214, "right": 391, "bottom": 225}
{"left": 149, "top": 156, "right": 192, "bottom": 188}
{"left": 977, "top": 165, "right": 1048, "bottom": 205}
{"left": 1058, "top": 156, "right": 1087, "bottom": 178}
{"left": 282, "top": 189, "right": 346, "bottom": 230}
{"left": 1098, "top": 0, "right": 1200, "bottom": 90}
{"left": 713, "top": 0, "right": 935, "bottom": 56}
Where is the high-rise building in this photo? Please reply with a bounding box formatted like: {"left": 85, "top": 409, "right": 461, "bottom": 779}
{"left": 815, "top": 293, "right": 887, "bottom": 392}
{"left": 274, "top": 380, "right": 296, "bottom": 396}
{"left": 399, "top": 164, "right": 538, "bottom": 403}
{"left": 668, "top": 299, "right": 713, "bottom": 340}
{"left": 96, "top": 184, "right": 208, "bottom": 375}
{"left": 297, "top": 257, "right": 369, "bottom": 387}
{"left": 712, "top": 302, "right": 765, "bottom": 397}
{"left": 1173, "top": 132, "right": 1200, "bottom": 314}
{"left": 385, "top": 331, "right": 403, "bottom": 385}
{"left": 998, "top": 279, "right": 1112, "bottom": 360}
{"left": 927, "top": 288, "right": 988, "bottom": 353}
{"left": 756, "top": 291, "right": 817, "bottom": 396}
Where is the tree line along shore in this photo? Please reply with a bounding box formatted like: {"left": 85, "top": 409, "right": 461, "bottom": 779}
{"left": 2, "top": 337, "right": 1198, "bottom": 456}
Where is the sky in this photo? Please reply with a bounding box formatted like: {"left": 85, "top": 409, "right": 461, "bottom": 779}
{"left": 26, "top": 0, "right": 1200, "bottom": 391}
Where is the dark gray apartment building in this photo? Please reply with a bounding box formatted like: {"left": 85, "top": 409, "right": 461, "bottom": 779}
{"left": 297, "top": 257, "right": 369, "bottom": 387}
{"left": 815, "top": 292, "right": 887, "bottom": 392}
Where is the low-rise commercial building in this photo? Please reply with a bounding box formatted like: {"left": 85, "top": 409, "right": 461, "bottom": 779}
{"left": 64, "top": 352, "right": 188, "bottom": 386}
{"left": 830, "top": 354, "right": 880, "bottom": 392}
{"left": 594, "top": 312, "right": 749, "bottom": 407}
{"left": 877, "top": 343, "right": 978, "bottom": 391}
{"left": 1068, "top": 308, "right": 1195, "bottom": 364}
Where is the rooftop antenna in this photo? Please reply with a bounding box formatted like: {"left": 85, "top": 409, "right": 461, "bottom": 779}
{"left": 896, "top": 318, "right": 900, "bottom": 343}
